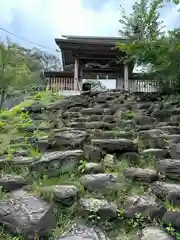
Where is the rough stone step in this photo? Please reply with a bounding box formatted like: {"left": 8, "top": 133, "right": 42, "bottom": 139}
{"left": 0, "top": 156, "right": 36, "bottom": 168}
{"left": 163, "top": 211, "right": 180, "bottom": 233}
{"left": 82, "top": 162, "right": 103, "bottom": 174}
{"left": 52, "top": 129, "right": 88, "bottom": 148}
{"left": 123, "top": 167, "right": 159, "bottom": 183}
{"left": 69, "top": 117, "right": 89, "bottom": 123}
{"left": 67, "top": 122, "right": 113, "bottom": 130}
{"left": 0, "top": 189, "right": 56, "bottom": 238}
{"left": 136, "top": 124, "right": 155, "bottom": 132}
{"left": 169, "top": 143, "right": 180, "bottom": 159}
{"left": 0, "top": 174, "right": 27, "bottom": 191}
{"left": 138, "top": 129, "right": 167, "bottom": 149}
{"left": 80, "top": 173, "right": 122, "bottom": 193}
{"left": 71, "top": 115, "right": 103, "bottom": 123}
{"left": 124, "top": 194, "right": 165, "bottom": 220}
{"left": 133, "top": 115, "right": 155, "bottom": 125}
{"left": 92, "top": 138, "right": 138, "bottom": 153}
{"left": 30, "top": 150, "right": 83, "bottom": 177}
{"left": 103, "top": 154, "right": 117, "bottom": 167}
{"left": 136, "top": 102, "right": 152, "bottom": 109}
{"left": 140, "top": 148, "right": 169, "bottom": 159}
{"left": 156, "top": 121, "right": 179, "bottom": 127}
{"left": 102, "top": 115, "right": 116, "bottom": 123}
{"left": 157, "top": 126, "right": 180, "bottom": 134}
{"left": 167, "top": 190, "right": 180, "bottom": 205}
{"left": 56, "top": 223, "right": 110, "bottom": 240}
{"left": 164, "top": 134, "right": 180, "bottom": 143}
{"left": 35, "top": 135, "right": 48, "bottom": 149}
{"left": 138, "top": 227, "right": 173, "bottom": 240}
{"left": 151, "top": 181, "right": 180, "bottom": 199}
{"left": 93, "top": 130, "right": 134, "bottom": 139}
{"left": 139, "top": 129, "right": 163, "bottom": 139}
{"left": 79, "top": 197, "right": 118, "bottom": 220}
{"left": 61, "top": 111, "right": 81, "bottom": 118}
{"left": 47, "top": 97, "right": 89, "bottom": 111}
{"left": 81, "top": 108, "right": 113, "bottom": 116}
{"left": 156, "top": 159, "right": 180, "bottom": 180}
{"left": 170, "top": 114, "right": 180, "bottom": 123}
{"left": 41, "top": 184, "right": 80, "bottom": 205}
{"left": 83, "top": 145, "right": 105, "bottom": 162}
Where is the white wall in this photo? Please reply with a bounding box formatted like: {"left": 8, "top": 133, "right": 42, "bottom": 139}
{"left": 98, "top": 79, "right": 116, "bottom": 89}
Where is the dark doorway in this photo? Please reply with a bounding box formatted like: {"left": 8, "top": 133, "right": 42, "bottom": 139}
{"left": 82, "top": 82, "right": 91, "bottom": 91}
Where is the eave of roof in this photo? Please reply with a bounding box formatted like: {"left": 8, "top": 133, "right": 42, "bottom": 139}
{"left": 55, "top": 37, "right": 129, "bottom": 47}
{"left": 44, "top": 71, "right": 74, "bottom": 77}
{"left": 55, "top": 35, "right": 132, "bottom": 70}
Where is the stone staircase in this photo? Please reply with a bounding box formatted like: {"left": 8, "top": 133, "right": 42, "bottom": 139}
{"left": 1, "top": 90, "right": 180, "bottom": 239}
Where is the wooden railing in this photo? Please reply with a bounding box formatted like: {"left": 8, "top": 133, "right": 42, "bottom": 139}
{"left": 45, "top": 73, "right": 158, "bottom": 93}
{"left": 46, "top": 76, "right": 75, "bottom": 92}
{"left": 129, "top": 79, "right": 158, "bottom": 92}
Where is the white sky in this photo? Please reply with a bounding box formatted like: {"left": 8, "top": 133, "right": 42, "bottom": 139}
{"left": 0, "top": 0, "right": 179, "bottom": 47}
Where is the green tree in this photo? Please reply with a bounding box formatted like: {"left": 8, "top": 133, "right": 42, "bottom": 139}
{"left": 166, "top": 0, "right": 179, "bottom": 4}
{"left": 16, "top": 46, "right": 61, "bottom": 72}
{"left": 0, "top": 40, "right": 40, "bottom": 109}
{"left": 117, "top": 0, "right": 180, "bottom": 94}
{"left": 119, "top": 0, "right": 165, "bottom": 40}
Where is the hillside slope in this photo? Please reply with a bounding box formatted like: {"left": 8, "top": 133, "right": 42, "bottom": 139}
{"left": 0, "top": 90, "right": 179, "bottom": 240}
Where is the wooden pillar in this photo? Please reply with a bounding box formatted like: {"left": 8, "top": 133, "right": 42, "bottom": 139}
{"left": 124, "top": 64, "right": 129, "bottom": 91}
{"left": 116, "top": 77, "right": 123, "bottom": 89}
{"left": 74, "top": 57, "right": 79, "bottom": 91}
{"left": 80, "top": 68, "right": 83, "bottom": 80}
{"left": 46, "top": 77, "right": 49, "bottom": 91}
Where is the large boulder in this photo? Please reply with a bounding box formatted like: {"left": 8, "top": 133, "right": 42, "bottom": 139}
{"left": 0, "top": 190, "right": 56, "bottom": 238}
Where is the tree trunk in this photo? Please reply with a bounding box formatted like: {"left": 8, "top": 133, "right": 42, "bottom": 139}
{"left": 0, "top": 90, "right": 6, "bottom": 110}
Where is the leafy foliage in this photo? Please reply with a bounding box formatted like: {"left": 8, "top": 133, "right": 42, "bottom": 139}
{"left": 119, "top": 0, "right": 165, "bottom": 40}
{"left": 117, "top": 0, "right": 180, "bottom": 93}
{"left": 17, "top": 46, "right": 61, "bottom": 72}
{"left": 0, "top": 38, "right": 61, "bottom": 109}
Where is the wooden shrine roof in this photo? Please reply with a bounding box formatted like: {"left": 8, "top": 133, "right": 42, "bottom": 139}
{"left": 55, "top": 35, "right": 131, "bottom": 68}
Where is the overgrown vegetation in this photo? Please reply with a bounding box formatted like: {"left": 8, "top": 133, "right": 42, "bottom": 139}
{"left": 117, "top": 0, "right": 180, "bottom": 94}
{"left": 0, "top": 38, "right": 60, "bottom": 110}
